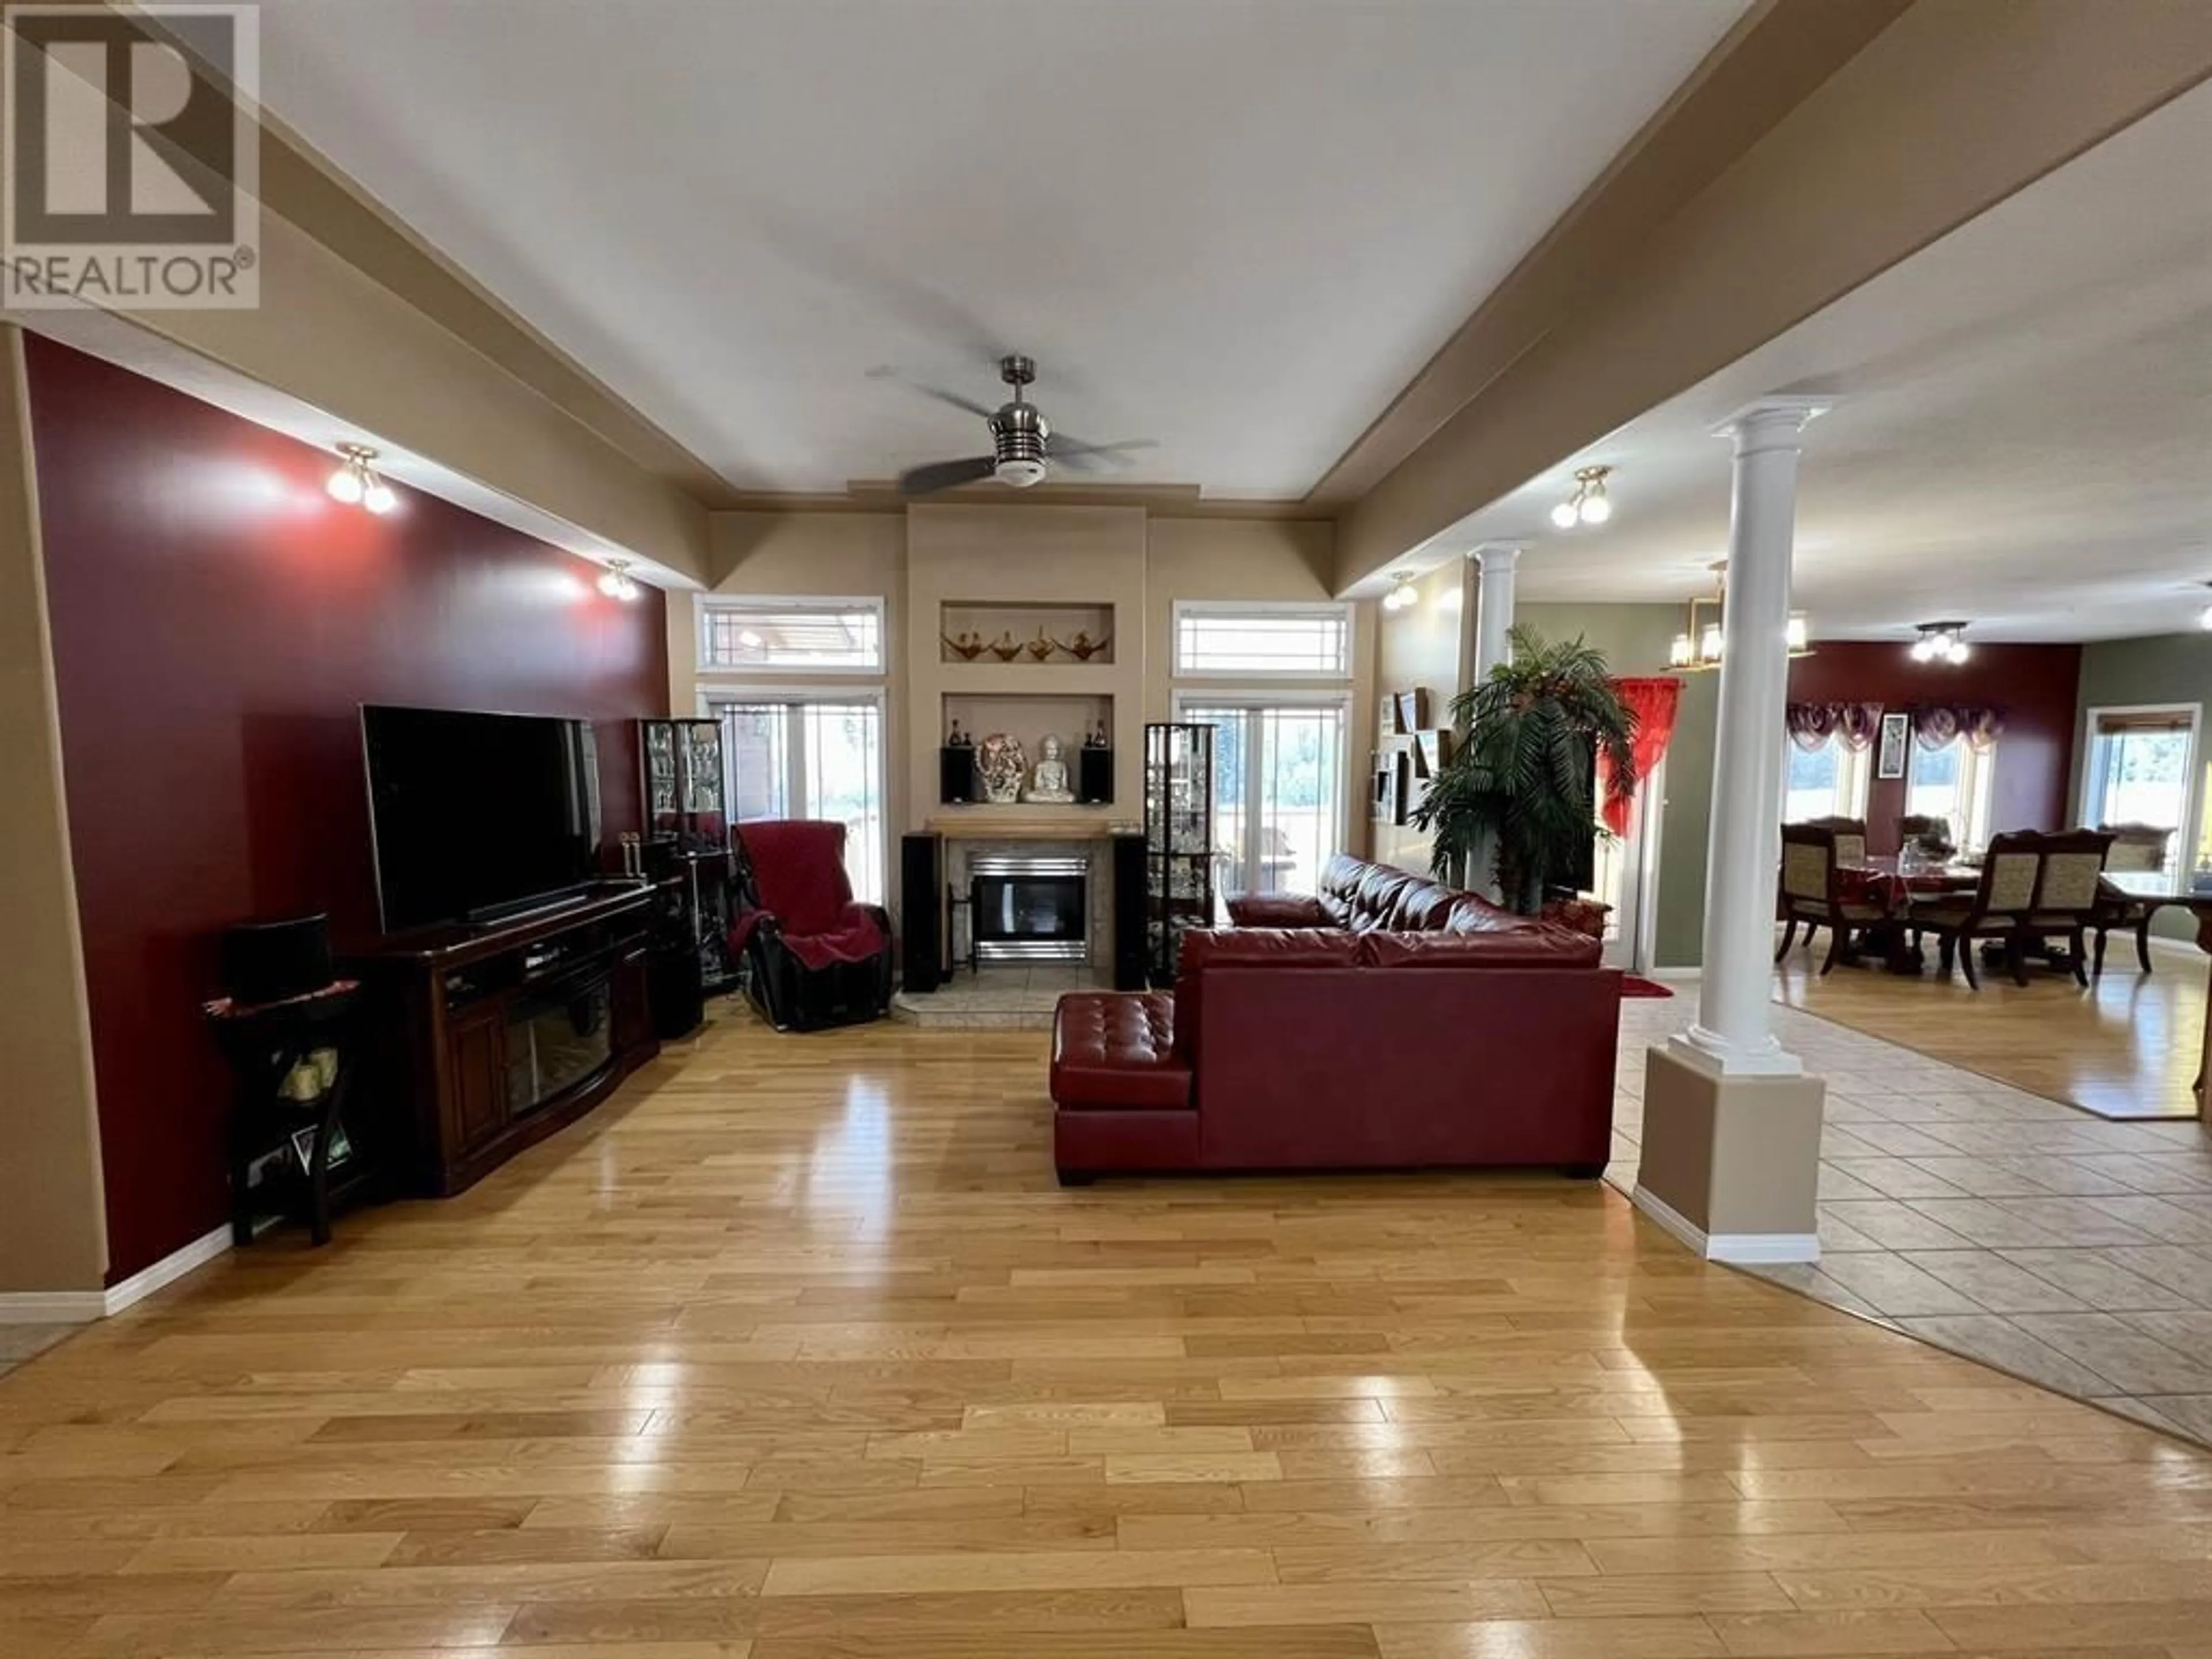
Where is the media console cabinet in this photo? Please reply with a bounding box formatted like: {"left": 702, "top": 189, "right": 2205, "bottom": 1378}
{"left": 355, "top": 883, "right": 661, "bottom": 1195}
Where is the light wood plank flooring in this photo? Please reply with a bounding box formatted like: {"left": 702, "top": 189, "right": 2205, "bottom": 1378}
{"left": 6, "top": 1005, "right": 2212, "bottom": 1659}
{"left": 1775, "top": 938, "right": 2207, "bottom": 1120}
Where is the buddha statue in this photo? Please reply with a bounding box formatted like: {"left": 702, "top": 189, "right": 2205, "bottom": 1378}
{"left": 1024, "top": 734, "right": 1075, "bottom": 805}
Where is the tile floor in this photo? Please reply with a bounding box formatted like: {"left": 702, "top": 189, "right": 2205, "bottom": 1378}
{"left": 891, "top": 964, "right": 1106, "bottom": 1028}
{"left": 0, "top": 1321, "right": 73, "bottom": 1379}
{"left": 1607, "top": 993, "right": 2212, "bottom": 1448}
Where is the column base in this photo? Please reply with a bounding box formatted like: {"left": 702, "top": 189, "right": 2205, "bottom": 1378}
{"left": 1633, "top": 1043, "right": 1825, "bottom": 1264}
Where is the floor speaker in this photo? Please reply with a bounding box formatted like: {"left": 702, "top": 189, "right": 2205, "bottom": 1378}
{"left": 1111, "top": 833, "right": 1148, "bottom": 991}
{"left": 902, "top": 834, "right": 946, "bottom": 993}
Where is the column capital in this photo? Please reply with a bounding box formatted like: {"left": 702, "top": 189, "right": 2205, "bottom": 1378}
{"left": 1471, "top": 542, "right": 1524, "bottom": 573}
{"left": 1713, "top": 396, "right": 1835, "bottom": 453}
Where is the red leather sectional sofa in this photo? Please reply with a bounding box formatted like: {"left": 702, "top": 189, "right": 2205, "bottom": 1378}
{"left": 1050, "top": 854, "right": 1623, "bottom": 1183}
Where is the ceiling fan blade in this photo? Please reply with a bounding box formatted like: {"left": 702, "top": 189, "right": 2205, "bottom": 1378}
{"left": 869, "top": 367, "right": 999, "bottom": 420}
{"left": 1044, "top": 434, "right": 1158, "bottom": 474}
{"left": 898, "top": 455, "right": 997, "bottom": 496}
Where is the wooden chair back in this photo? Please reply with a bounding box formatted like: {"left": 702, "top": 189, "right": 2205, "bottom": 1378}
{"left": 1780, "top": 824, "right": 1842, "bottom": 908}
{"left": 1966, "top": 831, "right": 2042, "bottom": 922}
{"left": 1796, "top": 816, "right": 1868, "bottom": 870}
{"left": 2033, "top": 830, "right": 2115, "bottom": 919}
{"left": 2099, "top": 823, "right": 2171, "bottom": 874}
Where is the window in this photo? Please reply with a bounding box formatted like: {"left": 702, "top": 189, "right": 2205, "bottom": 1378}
{"left": 1173, "top": 601, "right": 1351, "bottom": 677}
{"left": 699, "top": 597, "right": 884, "bottom": 673}
{"left": 1782, "top": 734, "right": 1870, "bottom": 824}
{"left": 1905, "top": 737, "right": 1998, "bottom": 850}
{"left": 1176, "top": 696, "right": 1350, "bottom": 914}
{"left": 707, "top": 696, "right": 886, "bottom": 903}
{"left": 2081, "top": 704, "right": 2201, "bottom": 874}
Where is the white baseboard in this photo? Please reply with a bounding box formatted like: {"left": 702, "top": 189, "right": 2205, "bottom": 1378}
{"left": 0, "top": 1225, "right": 231, "bottom": 1326}
{"left": 1632, "top": 1184, "right": 1820, "bottom": 1266}
{"left": 101, "top": 1226, "right": 232, "bottom": 1316}
{"left": 1646, "top": 967, "right": 1702, "bottom": 985}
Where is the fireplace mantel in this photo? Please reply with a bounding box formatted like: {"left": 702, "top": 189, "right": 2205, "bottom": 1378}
{"left": 925, "top": 815, "right": 1138, "bottom": 841}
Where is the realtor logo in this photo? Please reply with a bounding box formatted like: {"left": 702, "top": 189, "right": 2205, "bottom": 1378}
{"left": 3, "top": 3, "right": 259, "bottom": 309}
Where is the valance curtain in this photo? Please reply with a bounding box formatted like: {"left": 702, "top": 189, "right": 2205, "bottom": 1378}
{"left": 1601, "top": 676, "right": 1684, "bottom": 835}
{"left": 1786, "top": 701, "right": 1885, "bottom": 752}
{"left": 1911, "top": 703, "right": 2005, "bottom": 752}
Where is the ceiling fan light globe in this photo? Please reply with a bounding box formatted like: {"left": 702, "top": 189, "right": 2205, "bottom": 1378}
{"left": 994, "top": 458, "right": 1046, "bottom": 489}
{"left": 1550, "top": 499, "right": 1580, "bottom": 530}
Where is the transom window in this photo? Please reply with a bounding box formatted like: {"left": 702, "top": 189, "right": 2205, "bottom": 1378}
{"left": 699, "top": 597, "right": 884, "bottom": 673}
{"left": 1173, "top": 601, "right": 1351, "bottom": 678}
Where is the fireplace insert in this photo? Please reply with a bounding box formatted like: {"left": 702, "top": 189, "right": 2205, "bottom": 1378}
{"left": 970, "top": 853, "right": 1088, "bottom": 964}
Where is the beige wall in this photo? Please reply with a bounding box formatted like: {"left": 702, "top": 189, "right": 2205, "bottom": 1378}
{"left": 0, "top": 327, "right": 108, "bottom": 1296}
{"left": 1371, "top": 561, "right": 1472, "bottom": 875}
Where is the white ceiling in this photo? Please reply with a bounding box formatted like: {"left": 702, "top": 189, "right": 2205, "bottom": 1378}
{"left": 1415, "top": 81, "right": 2212, "bottom": 644}
{"left": 251, "top": 0, "right": 1747, "bottom": 499}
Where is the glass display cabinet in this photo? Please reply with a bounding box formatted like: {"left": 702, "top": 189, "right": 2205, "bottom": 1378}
{"left": 1143, "top": 721, "right": 1215, "bottom": 986}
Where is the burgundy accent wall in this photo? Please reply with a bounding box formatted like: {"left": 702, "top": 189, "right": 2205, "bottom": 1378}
{"left": 25, "top": 336, "right": 669, "bottom": 1283}
{"left": 1789, "top": 641, "right": 2082, "bottom": 856}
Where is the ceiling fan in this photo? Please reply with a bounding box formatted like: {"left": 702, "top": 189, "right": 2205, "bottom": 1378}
{"left": 887, "top": 355, "right": 1154, "bottom": 496}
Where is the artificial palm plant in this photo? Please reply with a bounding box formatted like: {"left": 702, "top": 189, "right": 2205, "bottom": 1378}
{"left": 1408, "top": 626, "right": 1639, "bottom": 914}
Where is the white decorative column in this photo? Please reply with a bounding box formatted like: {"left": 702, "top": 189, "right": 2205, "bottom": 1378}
{"left": 1472, "top": 543, "right": 1520, "bottom": 681}
{"left": 1635, "top": 397, "right": 1832, "bottom": 1267}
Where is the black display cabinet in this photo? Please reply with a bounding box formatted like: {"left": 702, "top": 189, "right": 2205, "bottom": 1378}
{"left": 638, "top": 719, "right": 736, "bottom": 998}
{"left": 1142, "top": 721, "right": 1215, "bottom": 986}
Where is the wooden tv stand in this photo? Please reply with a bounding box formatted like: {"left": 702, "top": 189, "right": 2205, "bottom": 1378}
{"left": 355, "top": 882, "right": 661, "bottom": 1196}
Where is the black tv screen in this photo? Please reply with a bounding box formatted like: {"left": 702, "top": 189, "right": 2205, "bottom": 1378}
{"left": 362, "top": 704, "right": 600, "bottom": 933}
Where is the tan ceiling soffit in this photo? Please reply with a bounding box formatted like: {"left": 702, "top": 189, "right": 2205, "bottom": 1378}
{"left": 1334, "top": 0, "right": 2212, "bottom": 593}
{"left": 1304, "top": 0, "right": 1910, "bottom": 510}
{"left": 711, "top": 482, "right": 1327, "bottom": 521}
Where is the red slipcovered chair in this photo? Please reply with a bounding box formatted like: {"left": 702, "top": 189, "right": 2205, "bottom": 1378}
{"left": 729, "top": 821, "right": 893, "bottom": 1031}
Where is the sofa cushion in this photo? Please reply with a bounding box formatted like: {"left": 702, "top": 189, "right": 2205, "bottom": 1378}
{"left": 1360, "top": 927, "right": 1604, "bottom": 971}
{"left": 1389, "top": 878, "right": 1465, "bottom": 931}
{"left": 1442, "top": 897, "right": 1541, "bottom": 935}
{"left": 1050, "top": 993, "right": 1191, "bottom": 1111}
{"left": 1351, "top": 862, "right": 1417, "bottom": 924}
{"left": 1225, "top": 892, "right": 1331, "bottom": 928}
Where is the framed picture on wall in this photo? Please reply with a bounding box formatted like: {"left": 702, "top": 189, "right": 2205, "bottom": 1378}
{"left": 1877, "top": 712, "right": 1910, "bottom": 779}
{"left": 1393, "top": 689, "right": 1430, "bottom": 733}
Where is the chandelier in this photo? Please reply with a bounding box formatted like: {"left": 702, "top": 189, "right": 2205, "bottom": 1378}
{"left": 1910, "top": 621, "right": 1971, "bottom": 664}
{"left": 1667, "top": 560, "right": 1813, "bottom": 672}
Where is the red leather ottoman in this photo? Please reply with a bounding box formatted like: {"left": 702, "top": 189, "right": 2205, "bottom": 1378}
{"left": 1050, "top": 992, "right": 1198, "bottom": 1184}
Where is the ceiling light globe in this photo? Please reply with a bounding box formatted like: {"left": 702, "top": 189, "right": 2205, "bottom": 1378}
{"left": 2200, "top": 603, "right": 2212, "bottom": 632}
{"left": 1785, "top": 614, "right": 1810, "bottom": 652}
{"left": 362, "top": 480, "right": 397, "bottom": 515}
{"left": 1947, "top": 639, "right": 1971, "bottom": 665}
{"left": 1911, "top": 638, "right": 1933, "bottom": 662}
{"left": 1577, "top": 493, "right": 1612, "bottom": 526}
{"left": 1550, "top": 499, "right": 1580, "bottom": 530}
{"left": 326, "top": 465, "right": 364, "bottom": 505}
{"left": 1699, "top": 624, "right": 1724, "bottom": 662}
{"left": 1669, "top": 634, "right": 1693, "bottom": 669}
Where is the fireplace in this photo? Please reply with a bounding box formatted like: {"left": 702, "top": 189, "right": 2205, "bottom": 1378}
{"left": 970, "top": 853, "right": 1088, "bottom": 963}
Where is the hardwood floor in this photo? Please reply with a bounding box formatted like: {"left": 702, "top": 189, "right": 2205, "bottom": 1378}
{"left": 1775, "top": 938, "right": 2208, "bottom": 1120}
{"left": 6, "top": 1003, "right": 2212, "bottom": 1659}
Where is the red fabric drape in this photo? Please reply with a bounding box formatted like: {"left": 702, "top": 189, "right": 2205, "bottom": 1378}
{"left": 1603, "top": 677, "right": 1683, "bottom": 836}
{"left": 730, "top": 819, "right": 888, "bottom": 969}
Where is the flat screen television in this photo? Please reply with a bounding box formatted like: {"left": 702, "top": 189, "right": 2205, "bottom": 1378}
{"left": 362, "top": 704, "right": 601, "bottom": 934}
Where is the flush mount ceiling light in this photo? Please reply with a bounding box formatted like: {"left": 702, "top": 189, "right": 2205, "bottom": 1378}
{"left": 597, "top": 558, "right": 642, "bottom": 602}
{"left": 1381, "top": 570, "right": 1420, "bottom": 612}
{"left": 1665, "top": 559, "right": 1813, "bottom": 672}
{"left": 1550, "top": 464, "right": 1614, "bottom": 529}
{"left": 1910, "top": 620, "right": 1972, "bottom": 665}
{"left": 325, "top": 443, "right": 396, "bottom": 515}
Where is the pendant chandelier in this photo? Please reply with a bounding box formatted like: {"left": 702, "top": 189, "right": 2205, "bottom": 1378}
{"left": 1667, "top": 560, "right": 1812, "bottom": 672}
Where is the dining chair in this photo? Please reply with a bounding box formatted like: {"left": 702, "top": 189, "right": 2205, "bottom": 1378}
{"left": 2090, "top": 822, "right": 2172, "bottom": 975}
{"left": 1777, "top": 823, "right": 1889, "bottom": 975}
{"left": 1896, "top": 813, "right": 1957, "bottom": 857}
{"left": 2021, "top": 828, "right": 2115, "bottom": 986}
{"left": 1798, "top": 815, "right": 1869, "bottom": 870}
{"left": 1912, "top": 830, "right": 2041, "bottom": 990}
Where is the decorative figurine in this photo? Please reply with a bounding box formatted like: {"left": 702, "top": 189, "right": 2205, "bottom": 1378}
{"left": 1024, "top": 734, "right": 1076, "bottom": 804}
{"left": 1085, "top": 721, "right": 1109, "bottom": 748}
{"left": 976, "top": 733, "right": 1028, "bottom": 804}
{"left": 1059, "top": 630, "right": 1112, "bottom": 661}
{"left": 1025, "top": 628, "right": 1056, "bottom": 662}
{"left": 942, "top": 631, "right": 986, "bottom": 661}
{"left": 947, "top": 719, "right": 969, "bottom": 748}
{"left": 988, "top": 632, "right": 1022, "bottom": 662}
